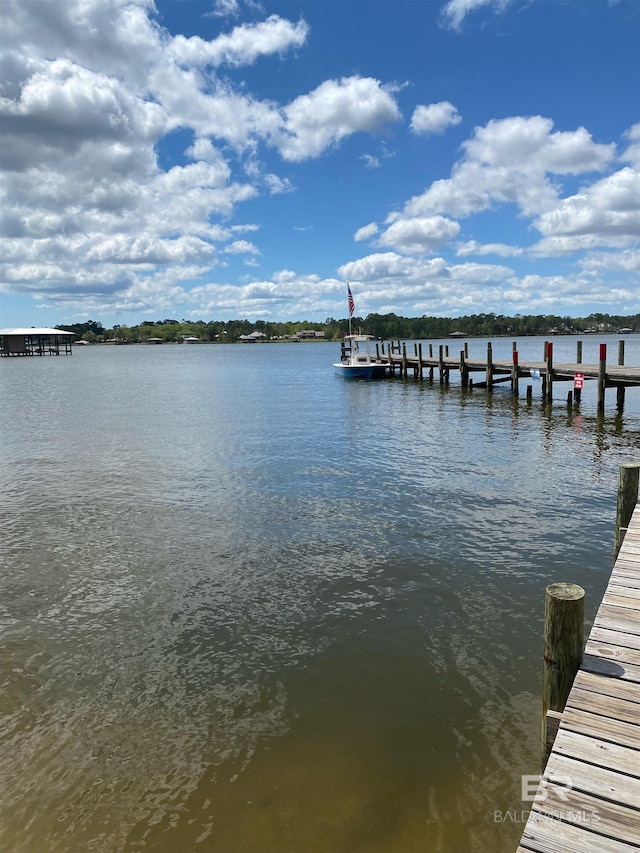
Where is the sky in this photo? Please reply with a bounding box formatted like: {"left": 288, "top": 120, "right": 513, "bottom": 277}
{"left": 0, "top": 0, "right": 639, "bottom": 328}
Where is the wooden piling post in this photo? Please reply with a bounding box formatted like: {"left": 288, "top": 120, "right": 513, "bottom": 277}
{"left": 429, "top": 344, "right": 433, "bottom": 358}
{"left": 438, "top": 345, "right": 444, "bottom": 384}
{"left": 542, "top": 582, "right": 584, "bottom": 769}
{"left": 617, "top": 341, "right": 626, "bottom": 412}
{"left": 526, "top": 385, "right": 533, "bottom": 402}
{"left": 464, "top": 342, "right": 469, "bottom": 358}
{"left": 512, "top": 349, "right": 519, "bottom": 396}
{"left": 486, "top": 342, "right": 493, "bottom": 392}
{"left": 615, "top": 462, "right": 640, "bottom": 558}
{"left": 401, "top": 342, "right": 407, "bottom": 377}
{"left": 597, "top": 343, "right": 607, "bottom": 414}
{"left": 417, "top": 343, "right": 423, "bottom": 379}
{"left": 576, "top": 340, "right": 582, "bottom": 364}
{"left": 460, "top": 349, "right": 468, "bottom": 387}
{"left": 545, "top": 341, "right": 554, "bottom": 402}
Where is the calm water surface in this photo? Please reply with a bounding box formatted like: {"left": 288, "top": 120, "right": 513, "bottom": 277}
{"left": 1, "top": 336, "right": 640, "bottom": 853}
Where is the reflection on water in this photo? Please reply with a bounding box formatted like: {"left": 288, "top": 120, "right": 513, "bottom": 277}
{"left": 1, "top": 339, "right": 639, "bottom": 852}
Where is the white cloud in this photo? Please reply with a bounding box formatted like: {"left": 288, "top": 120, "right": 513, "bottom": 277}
{"left": 397, "top": 116, "right": 615, "bottom": 222}
{"left": 0, "top": 1, "right": 405, "bottom": 316}
{"left": 622, "top": 122, "right": 640, "bottom": 166}
{"left": 169, "top": 15, "right": 309, "bottom": 68}
{"left": 410, "top": 102, "right": 461, "bottom": 136}
{"left": 278, "top": 76, "right": 401, "bottom": 162}
{"left": 354, "top": 222, "right": 379, "bottom": 242}
{"left": 361, "top": 154, "right": 381, "bottom": 169}
{"left": 223, "top": 240, "right": 260, "bottom": 255}
{"left": 531, "top": 167, "right": 640, "bottom": 254}
{"left": 379, "top": 216, "right": 461, "bottom": 253}
{"left": 456, "top": 240, "right": 523, "bottom": 257}
{"left": 441, "top": 0, "right": 510, "bottom": 31}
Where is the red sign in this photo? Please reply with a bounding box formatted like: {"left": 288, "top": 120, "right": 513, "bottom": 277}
{"left": 574, "top": 373, "right": 584, "bottom": 390}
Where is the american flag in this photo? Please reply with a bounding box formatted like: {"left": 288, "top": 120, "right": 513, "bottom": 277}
{"left": 347, "top": 285, "right": 355, "bottom": 317}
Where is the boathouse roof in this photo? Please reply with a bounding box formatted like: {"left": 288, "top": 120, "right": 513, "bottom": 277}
{"left": 0, "top": 327, "right": 75, "bottom": 336}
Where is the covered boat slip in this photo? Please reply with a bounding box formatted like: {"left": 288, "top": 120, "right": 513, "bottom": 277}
{"left": 0, "top": 328, "right": 75, "bottom": 356}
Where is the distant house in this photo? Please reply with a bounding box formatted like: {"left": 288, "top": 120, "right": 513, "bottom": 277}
{"left": 295, "top": 330, "right": 325, "bottom": 339}
{"left": 618, "top": 328, "right": 634, "bottom": 334}
{"left": 239, "top": 331, "right": 267, "bottom": 342}
{"left": 147, "top": 337, "right": 164, "bottom": 344}
{"left": 179, "top": 335, "right": 200, "bottom": 343}
{"left": 449, "top": 331, "right": 466, "bottom": 338}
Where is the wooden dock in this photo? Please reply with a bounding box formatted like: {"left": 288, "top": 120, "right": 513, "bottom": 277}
{"left": 517, "top": 504, "right": 640, "bottom": 853}
{"left": 377, "top": 339, "right": 640, "bottom": 412}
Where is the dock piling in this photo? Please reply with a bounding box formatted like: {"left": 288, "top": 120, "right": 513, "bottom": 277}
{"left": 615, "top": 462, "right": 640, "bottom": 558}
{"left": 542, "top": 582, "right": 584, "bottom": 769}
{"left": 597, "top": 343, "right": 607, "bottom": 413}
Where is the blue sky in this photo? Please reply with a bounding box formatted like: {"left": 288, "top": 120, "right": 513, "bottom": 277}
{"left": 1, "top": 0, "right": 639, "bottom": 328}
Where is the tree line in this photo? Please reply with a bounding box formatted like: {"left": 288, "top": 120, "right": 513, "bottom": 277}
{"left": 56, "top": 311, "right": 639, "bottom": 343}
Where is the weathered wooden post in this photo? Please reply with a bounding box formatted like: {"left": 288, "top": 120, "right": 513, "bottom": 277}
{"left": 576, "top": 340, "right": 582, "bottom": 364}
{"left": 617, "top": 340, "right": 626, "bottom": 412}
{"left": 401, "top": 342, "right": 408, "bottom": 377}
{"left": 460, "top": 349, "right": 468, "bottom": 387}
{"left": 486, "top": 342, "right": 493, "bottom": 391}
{"left": 545, "top": 341, "right": 554, "bottom": 402}
{"left": 597, "top": 343, "right": 607, "bottom": 413}
{"left": 542, "top": 582, "right": 584, "bottom": 769}
{"left": 464, "top": 342, "right": 469, "bottom": 358}
{"left": 417, "top": 342, "right": 423, "bottom": 379}
{"left": 438, "top": 345, "right": 444, "bottom": 384}
{"left": 512, "top": 349, "right": 519, "bottom": 396}
{"left": 615, "top": 462, "right": 640, "bottom": 558}
{"left": 429, "top": 344, "right": 433, "bottom": 358}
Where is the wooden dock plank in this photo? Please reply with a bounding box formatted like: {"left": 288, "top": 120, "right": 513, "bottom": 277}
{"left": 542, "top": 751, "right": 640, "bottom": 811}
{"left": 550, "top": 729, "right": 640, "bottom": 776}
{"left": 532, "top": 786, "right": 640, "bottom": 847}
{"left": 569, "top": 670, "right": 640, "bottom": 703}
{"left": 584, "top": 637, "right": 640, "bottom": 668}
{"left": 566, "top": 687, "right": 640, "bottom": 725}
{"left": 520, "top": 810, "right": 640, "bottom": 853}
{"left": 518, "top": 503, "right": 640, "bottom": 852}
{"left": 581, "top": 652, "right": 640, "bottom": 684}
{"left": 559, "top": 706, "right": 640, "bottom": 749}
{"left": 588, "top": 626, "right": 640, "bottom": 654}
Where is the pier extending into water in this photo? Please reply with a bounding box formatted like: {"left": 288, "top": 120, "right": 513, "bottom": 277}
{"left": 517, "top": 466, "right": 640, "bottom": 853}
{"left": 376, "top": 339, "right": 640, "bottom": 413}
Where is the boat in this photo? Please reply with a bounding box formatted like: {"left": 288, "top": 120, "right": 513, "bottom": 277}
{"left": 333, "top": 333, "right": 387, "bottom": 379}
{"left": 333, "top": 285, "right": 386, "bottom": 378}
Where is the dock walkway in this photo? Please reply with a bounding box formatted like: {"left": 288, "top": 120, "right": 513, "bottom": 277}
{"left": 517, "top": 505, "right": 640, "bottom": 852}
{"left": 378, "top": 339, "right": 640, "bottom": 412}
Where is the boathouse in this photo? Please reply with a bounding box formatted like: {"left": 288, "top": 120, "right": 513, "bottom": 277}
{"left": 0, "top": 327, "right": 75, "bottom": 356}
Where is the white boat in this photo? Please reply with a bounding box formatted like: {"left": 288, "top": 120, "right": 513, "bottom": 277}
{"left": 333, "top": 333, "right": 387, "bottom": 379}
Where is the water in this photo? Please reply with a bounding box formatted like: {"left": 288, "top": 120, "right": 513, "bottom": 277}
{"left": 1, "top": 336, "right": 639, "bottom": 853}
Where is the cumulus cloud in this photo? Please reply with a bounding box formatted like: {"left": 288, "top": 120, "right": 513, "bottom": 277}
{"left": 397, "top": 116, "right": 615, "bottom": 221}
{"left": 0, "top": 0, "right": 403, "bottom": 316}
{"left": 456, "top": 240, "right": 523, "bottom": 257}
{"left": 278, "top": 76, "right": 401, "bottom": 162}
{"left": 354, "top": 222, "right": 379, "bottom": 242}
{"left": 410, "top": 102, "right": 461, "bottom": 136}
{"left": 379, "top": 216, "right": 461, "bottom": 253}
{"left": 168, "top": 16, "right": 309, "bottom": 68}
